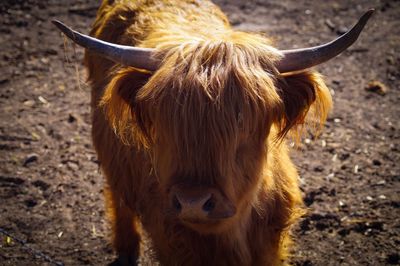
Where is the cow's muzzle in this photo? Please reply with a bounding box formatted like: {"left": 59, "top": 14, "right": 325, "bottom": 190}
{"left": 169, "top": 184, "right": 236, "bottom": 223}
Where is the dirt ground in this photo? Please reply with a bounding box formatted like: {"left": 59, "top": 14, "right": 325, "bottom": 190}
{"left": 0, "top": 0, "right": 399, "bottom": 265}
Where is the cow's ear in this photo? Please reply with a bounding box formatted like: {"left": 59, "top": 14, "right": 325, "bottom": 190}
{"left": 100, "top": 68, "right": 152, "bottom": 144}
{"left": 275, "top": 71, "right": 332, "bottom": 139}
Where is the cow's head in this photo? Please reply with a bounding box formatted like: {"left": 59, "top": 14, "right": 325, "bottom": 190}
{"left": 53, "top": 10, "right": 373, "bottom": 234}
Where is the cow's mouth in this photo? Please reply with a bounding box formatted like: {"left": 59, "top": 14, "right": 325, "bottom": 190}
{"left": 181, "top": 217, "right": 220, "bottom": 225}
{"left": 180, "top": 218, "right": 225, "bottom": 234}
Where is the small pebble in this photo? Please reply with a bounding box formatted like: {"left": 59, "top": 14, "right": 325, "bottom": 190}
{"left": 354, "top": 165, "right": 359, "bottom": 174}
{"left": 365, "top": 80, "right": 388, "bottom": 96}
{"left": 23, "top": 153, "right": 39, "bottom": 166}
{"left": 325, "top": 19, "right": 335, "bottom": 30}
{"left": 321, "top": 140, "right": 326, "bottom": 147}
{"left": 326, "top": 173, "right": 335, "bottom": 180}
{"left": 23, "top": 100, "right": 35, "bottom": 107}
{"left": 377, "top": 180, "right": 386, "bottom": 186}
{"left": 337, "top": 26, "right": 349, "bottom": 35}
{"left": 67, "top": 161, "right": 79, "bottom": 171}
{"left": 38, "top": 96, "right": 48, "bottom": 104}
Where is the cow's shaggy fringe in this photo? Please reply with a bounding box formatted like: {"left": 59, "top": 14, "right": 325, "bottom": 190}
{"left": 85, "top": 0, "right": 332, "bottom": 265}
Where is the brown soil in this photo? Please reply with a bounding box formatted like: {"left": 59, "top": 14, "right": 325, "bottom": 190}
{"left": 0, "top": 0, "right": 399, "bottom": 265}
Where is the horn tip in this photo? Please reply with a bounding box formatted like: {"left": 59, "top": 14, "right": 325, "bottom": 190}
{"left": 52, "top": 20, "right": 74, "bottom": 33}
{"left": 362, "top": 9, "right": 376, "bottom": 21}
{"left": 354, "top": 9, "right": 375, "bottom": 33}
{"left": 51, "top": 20, "right": 74, "bottom": 38}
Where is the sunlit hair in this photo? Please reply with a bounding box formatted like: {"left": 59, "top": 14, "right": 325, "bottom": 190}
{"left": 101, "top": 36, "right": 331, "bottom": 151}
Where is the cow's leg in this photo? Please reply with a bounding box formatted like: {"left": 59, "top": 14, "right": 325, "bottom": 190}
{"left": 105, "top": 187, "right": 140, "bottom": 266}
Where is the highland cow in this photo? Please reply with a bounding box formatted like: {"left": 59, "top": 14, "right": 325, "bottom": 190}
{"left": 53, "top": 1, "right": 373, "bottom": 265}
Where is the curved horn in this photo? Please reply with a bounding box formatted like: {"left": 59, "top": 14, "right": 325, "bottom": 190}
{"left": 52, "top": 20, "right": 159, "bottom": 71}
{"left": 276, "top": 9, "right": 375, "bottom": 73}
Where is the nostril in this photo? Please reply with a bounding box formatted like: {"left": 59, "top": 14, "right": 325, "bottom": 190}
{"left": 172, "top": 195, "right": 182, "bottom": 212}
{"left": 202, "top": 197, "right": 215, "bottom": 212}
